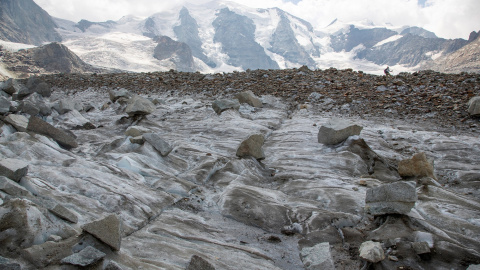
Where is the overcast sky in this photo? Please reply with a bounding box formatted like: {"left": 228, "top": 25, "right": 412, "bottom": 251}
{"left": 33, "top": 0, "right": 480, "bottom": 39}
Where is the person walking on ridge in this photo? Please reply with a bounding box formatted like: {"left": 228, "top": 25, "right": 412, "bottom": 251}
{"left": 384, "top": 66, "right": 392, "bottom": 76}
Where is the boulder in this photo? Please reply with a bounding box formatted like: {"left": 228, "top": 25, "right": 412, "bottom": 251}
{"left": 56, "top": 99, "right": 82, "bottom": 114}
{"left": 0, "top": 158, "right": 29, "bottom": 182}
{"left": 359, "top": 241, "right": 385, "bottom": 263}
{"left": 0, "top": 176, "right": 31, "bottom": 196}
{"left": 129, "top": 136, "right": 144, "bottom": 144}
{"left": 318, "top": 118, "right": 363, "bottom": 145}
{"left": 0, "top": 97, "right": 10, "bottom": 114}
{"left": 109, "top": 88, "right": 131, "bottom": 103}
{"left": 300, "top": 242, "right": 335, "bottom": 269}
{"left": 0, "top": 78, "right": 16, "bottom": 95}
{"left": 468, "top": 96, "right": 480, "bottom": 116}
{"left": 236, "top": 134, "right": 265, "bottom": 160}
{"left": 49, "top": 203, "right": 78, "bottom": 224}
{"left": 4, "top": 114, "right": 29, "bottom": 132}
{"left": 60, "top": 246, "right": 106, "bottom": 267}
{"left": 82, "top": 214, "right": 122, "bottom": 251}
{"left": 365, "top": 181, "right": 417, "bottom": 215}
{"left": 61, "top": 110, "right": 95, "bottom": 130}
{"left": 398, "top": 152, "right": 436, "bottom": 179}
{"left": 125, "top": 95, "right": 155, "bottom": 117}
{"left": 212, "top": 99, "right": 240, "bottom": 115}
{"left": 412, "top": 241, "right": 431, "bottom": 255}
{"left": 22, "top": 92, "right": 52, "bottom": 116}
{"left": 27, "top": 116, "right": 78, "bottom": 149}
{"left": 143, "top": 133, "right": 173, "bottom": 157}
{"left": 18, "top": 100, "right": 40, "bottom": 116}
{"left": 186, "top": 255, "right": 215, "bottom": 270}
{"left": 236, "top": 90, "right": 262, "bottom": 107}
{"left": 23, "top": 236, "right": 78, "bottom": 268}
{"left": 125, "top": 126, "right": 151, "bottom": 137}
{"left": 16, "top": 83, "right": 35, "bottom": 100}
{"left": 26, "top": 76, "right": 51, "bottom": 97}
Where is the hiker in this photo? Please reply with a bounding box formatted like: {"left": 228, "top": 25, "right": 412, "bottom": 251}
{"left": 384, "top": 66, "right": 392, "bottom": 76}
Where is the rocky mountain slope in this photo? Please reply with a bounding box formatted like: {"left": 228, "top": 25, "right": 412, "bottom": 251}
{"left": 0, "top": 0, "right": 61, "bottom": 45}
{"left": 0, "top": 69, "right": 479, "bottom": 269}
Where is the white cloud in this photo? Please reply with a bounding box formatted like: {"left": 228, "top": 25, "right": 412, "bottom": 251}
{"left": 33, "top": 0, "right": 480, "bottom": 39}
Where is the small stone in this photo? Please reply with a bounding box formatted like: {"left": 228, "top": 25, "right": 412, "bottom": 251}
{"left": 125, "top": 95, "right": 155, "bottom": 117}
{"left": 300, "top": 242, "right": 335, "bottom": 269}
{"left": 109, "top": 88, "right": 131, "bottom": 103}
{"left": 125, "top": 126, "right": 151, "bottom": 137}
{"left": 61, "top": 246, "right": 106, "bottom": 267}
{"left": 82, "top": 214, "right": 122, "bottom": 251}
{"left": 388, "top": 255, "right": 399, "bottom": 262}
{"left": 236, "top": 90, "right": 263, "bottom": 107}
{"left": 412, "top": 241, "right": 431, "bottom": 254}
{"left": 4, "top": 114, "right": 29, "bottom": 132}
{"left": 467, "top": 96, "right": 480, "bottom": 116}
{"left": 359, "top": 241, "right": 385, "bottom": 263}
{"left": 47, "top": 235, "right": 63, "bottom": 242}
{"left": 186, "top": 255, "right": 215, "bottom": 270}
{"left": 49, "top": 203, "right": 78, "bottom": 223}
{"left": 104, "top": 260, "right": 126, "bottom": 270}
{"left": 398, "top": 152, "right": 436, "bottom": 179}
{"left": 143, "top": 133, "right": 173, "bottom": 157}
{"left": 318, "top": 118, "right": 363, "bottom": 145}
{"left": 236, "top": 134, "right": 265, "bottom": 160}
{"left": 212, "top": 99, "right": 240, "bottom": 115}
{"left": 129, "top": 136, "right": 145, "bottom": 144}
{"left": 0, "top": 159, "right": 29, "bottom": 182}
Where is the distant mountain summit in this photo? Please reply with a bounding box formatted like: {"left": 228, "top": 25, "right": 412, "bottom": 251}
{"left": 0, "top": 0, "right": 61, "bottom": 45}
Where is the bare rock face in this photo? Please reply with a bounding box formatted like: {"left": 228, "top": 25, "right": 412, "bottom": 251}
{"left": 398, "top": 152, "right": 436, "bottom": 179}
{"left": 236, "top": 134, "right": 265, "bottom": 160}
{"left": 317, "top": 118, "right": 363, "bottom": 145}
{"left": 31, "top": 42, "right": 92, "bottom": 73}
{"left": 365, "top": 181, "right": 417, "bottom": 215}
{"left": 359, "top": 241, "right": 385, "bottom": 263}
{"left": 468, "top": 96, "right": 480, "bottom": 116}
{"left": 153, "top": 36, "right": 195, "bottom": 72}
{"left": 81, "top": 214, "right": 122, "bottom": 251}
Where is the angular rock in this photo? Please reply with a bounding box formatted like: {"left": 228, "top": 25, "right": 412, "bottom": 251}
{"left": 16, "top": 82, "right": 34, "bottom": 100}
{"left": 359, "top": 241, "right": 385, "bottom": 263}
{"left": 300, "top": 242, "right": 335, "bottom": 269}
{"left": 61, "top": 246, "right": 106, "bottom": 267}
{"left": 212, "top": 99, "right": 240, "bottom": 115}
{"left": 236, "top": 134, "right": 265, "bottom": 160}
{"left": 56, "top": 99, "right": 80, "bottom": 114}
{"left": 0, "top": 97, "right": 10, "bottom": 114}
{"left": 23, "top": 236, "right": 78, "bottom": 267}
{"left": 412, "top": 241, "right": 431, "bottom": 254}
{"left": 129, "top": 136, "right": 144, "bottom": 144}
{"left": 318, "top": 118, "right": 363, "bottom": 145}
{"left": 26, "top": 76, "right": 52, "bottom": 97}
{"left": 0, "top": 176, "right": 31, "bottom": 196}
{"left": 398, "top": 152, "right": 436, "bottom": 179}
{"left": 4, "top": 114, "right": 29, "bottom": 132}
{"left": 27, "top": 116, "right": 78, "bottom": 149}
{"left": 365, "top": 181, "right": 417, "bottom": 215}
{"left": 0, "top": 158, "right": 29, "bottom": 182}
{"left": 18, "top": 100, "right": 40, "bottom": 116}
{"left": 186, "top": 255, "right": 215, "bottom": 270}
{"left": 61, "top": 110, "right": 96, "bottom": 130}
{"left": 109, "top": 88, "right": 131, "bottom": 103}
{"left": 125, "top": 126, "right": 151, "bottom": 137}
{"left": 236, "top": 90, "right": 262, "bottom": 107}
{"left": 49, "top": 203, "right": 78, "bottom": 223}
{"left": 23, "top": 92, "right": 52, "bottom": 116}
{"left": 0, "top": 78, "right": 16, "bottom": 95}
{"left": 82, "top": 214, "right": 122, "bottom": 251}
{"left": 125, "top": 95, "right": 155, "bottom": 117}
{"left": 104, "top": 260, "right": 127, "bottom": 270}
{"left": 143, "top": 133, "right": 173, "bottom": 157}
{"left": 468, "top": 96, "right": 480, "bottom": 116}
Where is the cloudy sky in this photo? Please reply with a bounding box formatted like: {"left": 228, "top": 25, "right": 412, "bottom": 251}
{"left": 33, "top": 0, "right": 480, "bottom": 39}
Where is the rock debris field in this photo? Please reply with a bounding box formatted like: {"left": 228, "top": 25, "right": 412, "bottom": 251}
{"left": 0, "top": 67, "right": 479, "bottom": 270}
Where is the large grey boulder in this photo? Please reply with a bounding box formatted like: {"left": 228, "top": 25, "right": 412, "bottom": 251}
{"left": 109, "top": 88, "right": 131, "bottom": 103}
{"left": 0, "top": 158, "right": 28, "bottom": 182}
{"left": 82, "top": 214, "right": 122, "bottom": 251}
{"left": 143, "top": 133, "right": 173, "bottom": 157}
{"left": 27, "top": 116, "right": 78, "bottom": 149}
{"left": 26, "top": 76, "right": 52, "bottom": 97}
{"left": 125, "top": 95, "right": 155, "bottom": 117}
{"left": 365, "top": 181, "right": 417, "bottom": 215}
{"left": 468, "top": 96, "right": 480, "bottom": 116}
{"left": 56, "top": 99, "right": 82, "bottom": 114}
{"left": 300, "top": 242, "right": 335, "bottom": 269}
{"left": 0, "top": 176, "right": 31, "bottom": 196}
{"left": 22, "top": 93, "right": 52, "bottom": 116}
{"left": 398, "top": 152, "right": 436, "bottom": 179}
{"left": 0, "top": 97, "right": 11, "bottom": 114}
{"left": 318, "top": 118, "right": 363, "bottom": 145}
{"left": 61, "top": 246, "right": 106, "bottom": 267}
{"left": 4, "top": 114, "right": 29, "bottom": 132}
{"left": 359, "top": 241, "right": 385, "bottom": 263}
{"left": 186, "top": 255, "right": 215, "bottom": 270}
{"left": 236, "top": 90, "right": 262, "bottom": 107}
{"left": 212, "top": 99, "right": 240, "bottom": 115}
{"left": 236, "top": 134, "right": 265, "bottom": 160}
